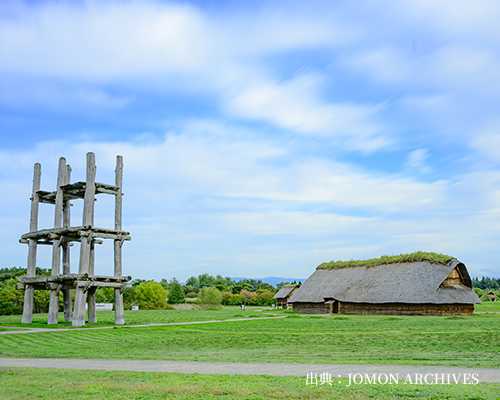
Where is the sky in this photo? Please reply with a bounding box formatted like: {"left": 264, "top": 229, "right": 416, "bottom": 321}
{"left": 1, "top": 0, "right": 500, "bottom": 282}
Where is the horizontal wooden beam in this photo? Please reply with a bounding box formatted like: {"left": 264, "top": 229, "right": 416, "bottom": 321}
{"left": 18, "top": 274, "right": 131, "bottom": 285}
{"left": 75, "top": 281, "right": 132, "bottom": 289}
{"left": 37, "top": 182, "right": 120, "bottom": 203}
{"left": 21, "top": 226, "right": 131, "bottom": 242}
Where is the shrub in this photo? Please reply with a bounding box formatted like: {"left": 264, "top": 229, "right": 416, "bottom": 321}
{"left": 257, "top": 291, "right": 275, "bottom": 306}
{"left": 134, "top": 281, "right": 168, "bottom": 310}
{"left": 197, "top": 286, "right": 222, "bottom": 310}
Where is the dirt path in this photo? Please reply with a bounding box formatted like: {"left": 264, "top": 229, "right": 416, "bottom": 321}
{"left": 0, "top": 357, "right": 499, "bottom": 383}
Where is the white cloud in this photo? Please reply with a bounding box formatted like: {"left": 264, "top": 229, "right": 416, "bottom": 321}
{"left": 227, "top": 74, "right": 391, "bottom": 152}
{"left": 0, "top": 1, "right": 350, "bottom": 81}
{"left": 0, "top": 1, "right": 209, "bottom": 79}
{"left": 405, "top": 149, "right": 432, "bottom": 174}
{"left": 472, "top": 129, "right": 500, "bottom": 163}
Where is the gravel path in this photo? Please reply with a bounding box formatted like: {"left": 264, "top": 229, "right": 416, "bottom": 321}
{"left": 0, "top": 357, "right": 499, "bottom": 383}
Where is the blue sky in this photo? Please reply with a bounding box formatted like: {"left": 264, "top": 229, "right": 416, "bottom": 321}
{"left": 1, "top": 0, "right": 500, "bottom": 282}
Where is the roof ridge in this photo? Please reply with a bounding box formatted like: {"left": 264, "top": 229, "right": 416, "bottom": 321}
{"left": 317, "top": 252, "right": 456, "bottom": 270}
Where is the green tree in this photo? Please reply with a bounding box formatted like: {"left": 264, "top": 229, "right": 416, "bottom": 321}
{"left": 131, "top": 278, "right": 147, "bottom": 288}
{"left": 257, "top": 282, "right": 276, "bottom": 293}
{"left": 183, "top": 285, "right": 199, "bottom": 295}
{"left": 231, "top": 282, "right": 253, "bottom": 294}
{"left": 95, "top": 287, "right": 114, "bottom": 303}
{"left": 160, "top": 278, "right": 169, "bottom": 291}
{"left": 198, "top": 273, "right": 216, "bottom": 288}
{"left": 167, "top": 278, "right": 185, "bottom": 304}
{"left": 123, "top": 287, "right": 135, "bottom": 310}
{"left": 134, "top": 281, "right": 168, "bottom": 310}
{"left": 257, "top": 291, "right": 275, "bottom": 306}
{"left": 197, "top": 286, "right": 222, "bottom": 310}
{"left": 221, "top": 291, "right": 232, "bottom": 305}
{"left": 0, "top": 278, "right": 24, "bottom": 315}
{"left": 0, "top": 268, "right": 54, "bottom": 315}
{"left": 240, "top": 289, "right": 258, "bottom": 305}
{"left": 185, "top": 276, "right": 199, "bottom": 288}
{"left": 214, "top": 276, "right": 228, "bottom": 292}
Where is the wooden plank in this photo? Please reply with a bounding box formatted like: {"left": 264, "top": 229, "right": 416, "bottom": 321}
{"left": 21, "top": 226, "right": 130, "bottom": 241}
{"left": 18, "top": 273, "right": 89, "bottom": 284}
{"left": 75, "top": 281, "right": 132, "bottom": 289}
{"left": 37, "top": 190, "right": 56, "bottom": 204}
{"left": 90, "top": 275, "right": 132, "bottom": 282}
{"left": 93, "top": 232, "right": 131, "bottom": 241}
{"left": 19, "top": 238, "right": 53, "bottom": 245}
{"left": 18, "top": 273, "right": 131, "bottom": 284}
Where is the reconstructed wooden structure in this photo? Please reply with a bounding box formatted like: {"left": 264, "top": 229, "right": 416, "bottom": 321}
{"left": 17, "top": 152, "right": 131, "bottom": 326}
{"left": 273, "top": 284, "right": 300, "bottom": 309}
{"left": 288, "top": 254, "right": 481, "bottom": 316}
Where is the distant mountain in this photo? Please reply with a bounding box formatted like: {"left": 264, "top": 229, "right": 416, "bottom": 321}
{"left": 232, "top": 276, "right": 306, "bottom": 286}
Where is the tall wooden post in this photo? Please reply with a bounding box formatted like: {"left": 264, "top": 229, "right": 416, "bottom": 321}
{"left": 62, "top": 164, "right": 73, "bottom": 322}
{"left": 87, "top": 240, "right": 97, "bottom": 323}
{"left": 21, "top": 163, "right": 41, "bottom": 324}
{"left": 48, "top": 158, "right": 66, "bottom": 324}
{"left": 73, "top": 152, "right": 96, "bottom": 327}
{"left": 114, "top": 155, "right": 125, "bottom": 325}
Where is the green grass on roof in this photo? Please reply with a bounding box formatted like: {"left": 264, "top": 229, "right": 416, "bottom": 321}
{"left": 316, "top": 252, "right": 455, "bottom": 270}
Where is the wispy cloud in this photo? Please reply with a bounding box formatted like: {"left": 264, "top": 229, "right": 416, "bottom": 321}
{"left": 227, "top": 74, "right": 390, "bottom": 152}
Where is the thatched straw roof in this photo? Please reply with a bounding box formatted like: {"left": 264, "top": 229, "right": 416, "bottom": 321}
{"left": 273, "top": 284, "right": 300, "bottom": 299}
{"left": 289, "top": 258, "right": 481, "bottom": 305}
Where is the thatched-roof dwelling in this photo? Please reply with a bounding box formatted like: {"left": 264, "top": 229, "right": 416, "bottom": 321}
{"left": 486, "top": 291, "right": 497, "bottom": 302}
{"left": 288, "top": 252, "right": 481, "bottom": 316}
{"left": 273, "top": 284, "right": 300, "bottom": 309}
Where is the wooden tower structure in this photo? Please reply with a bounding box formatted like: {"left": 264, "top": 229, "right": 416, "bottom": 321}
{"left": 17, "top": 152, "right": 132, "bottom": 326}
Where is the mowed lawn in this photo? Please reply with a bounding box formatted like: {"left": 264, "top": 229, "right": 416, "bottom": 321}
{"left": 1, "top": 368, "right": 499, "bottom": 400}
{"left": 0, "top": 306, "right": 276, "bottom": 328}
{"left": 1, "top": 310, "right": 499, "bottom": 368}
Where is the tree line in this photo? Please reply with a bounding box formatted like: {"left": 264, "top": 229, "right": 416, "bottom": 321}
{"left": 0, "top": 267, "right": 298, "bottom": 315}
{"left": 472, "top": 276, "right": 500, "bottom": 290}
{"left": 3, "top": 266, "right": 500, "bottom": 316}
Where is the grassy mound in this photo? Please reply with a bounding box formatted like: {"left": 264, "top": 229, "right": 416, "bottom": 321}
{"left": 317, "top": 251, "right": 455, "bottom": 270}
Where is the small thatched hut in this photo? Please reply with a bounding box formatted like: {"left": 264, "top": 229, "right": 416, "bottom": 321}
{"left": 288, "top": 252, "right": 481, "bottom": 316}
{"left": 273, "top": 284, "right": 300, "bottom": 309}
{"left": 486, "top": 291, "right": 497, "bottom": 302}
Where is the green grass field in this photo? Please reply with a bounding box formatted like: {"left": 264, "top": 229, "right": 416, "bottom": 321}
{"left": 0, "top": 368, "right": 498, "bottom": 400}
{"left": 1, "top": 310, "right": 499, "bottom": 368}
{"left": 1, "top": 307, "right": 499, "bottom": 399}
{"left": 0, "top": 306, "right": 280, "bottom": 328}
{"left": 475, "top": 301, "right": 500, "bottom": 312}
